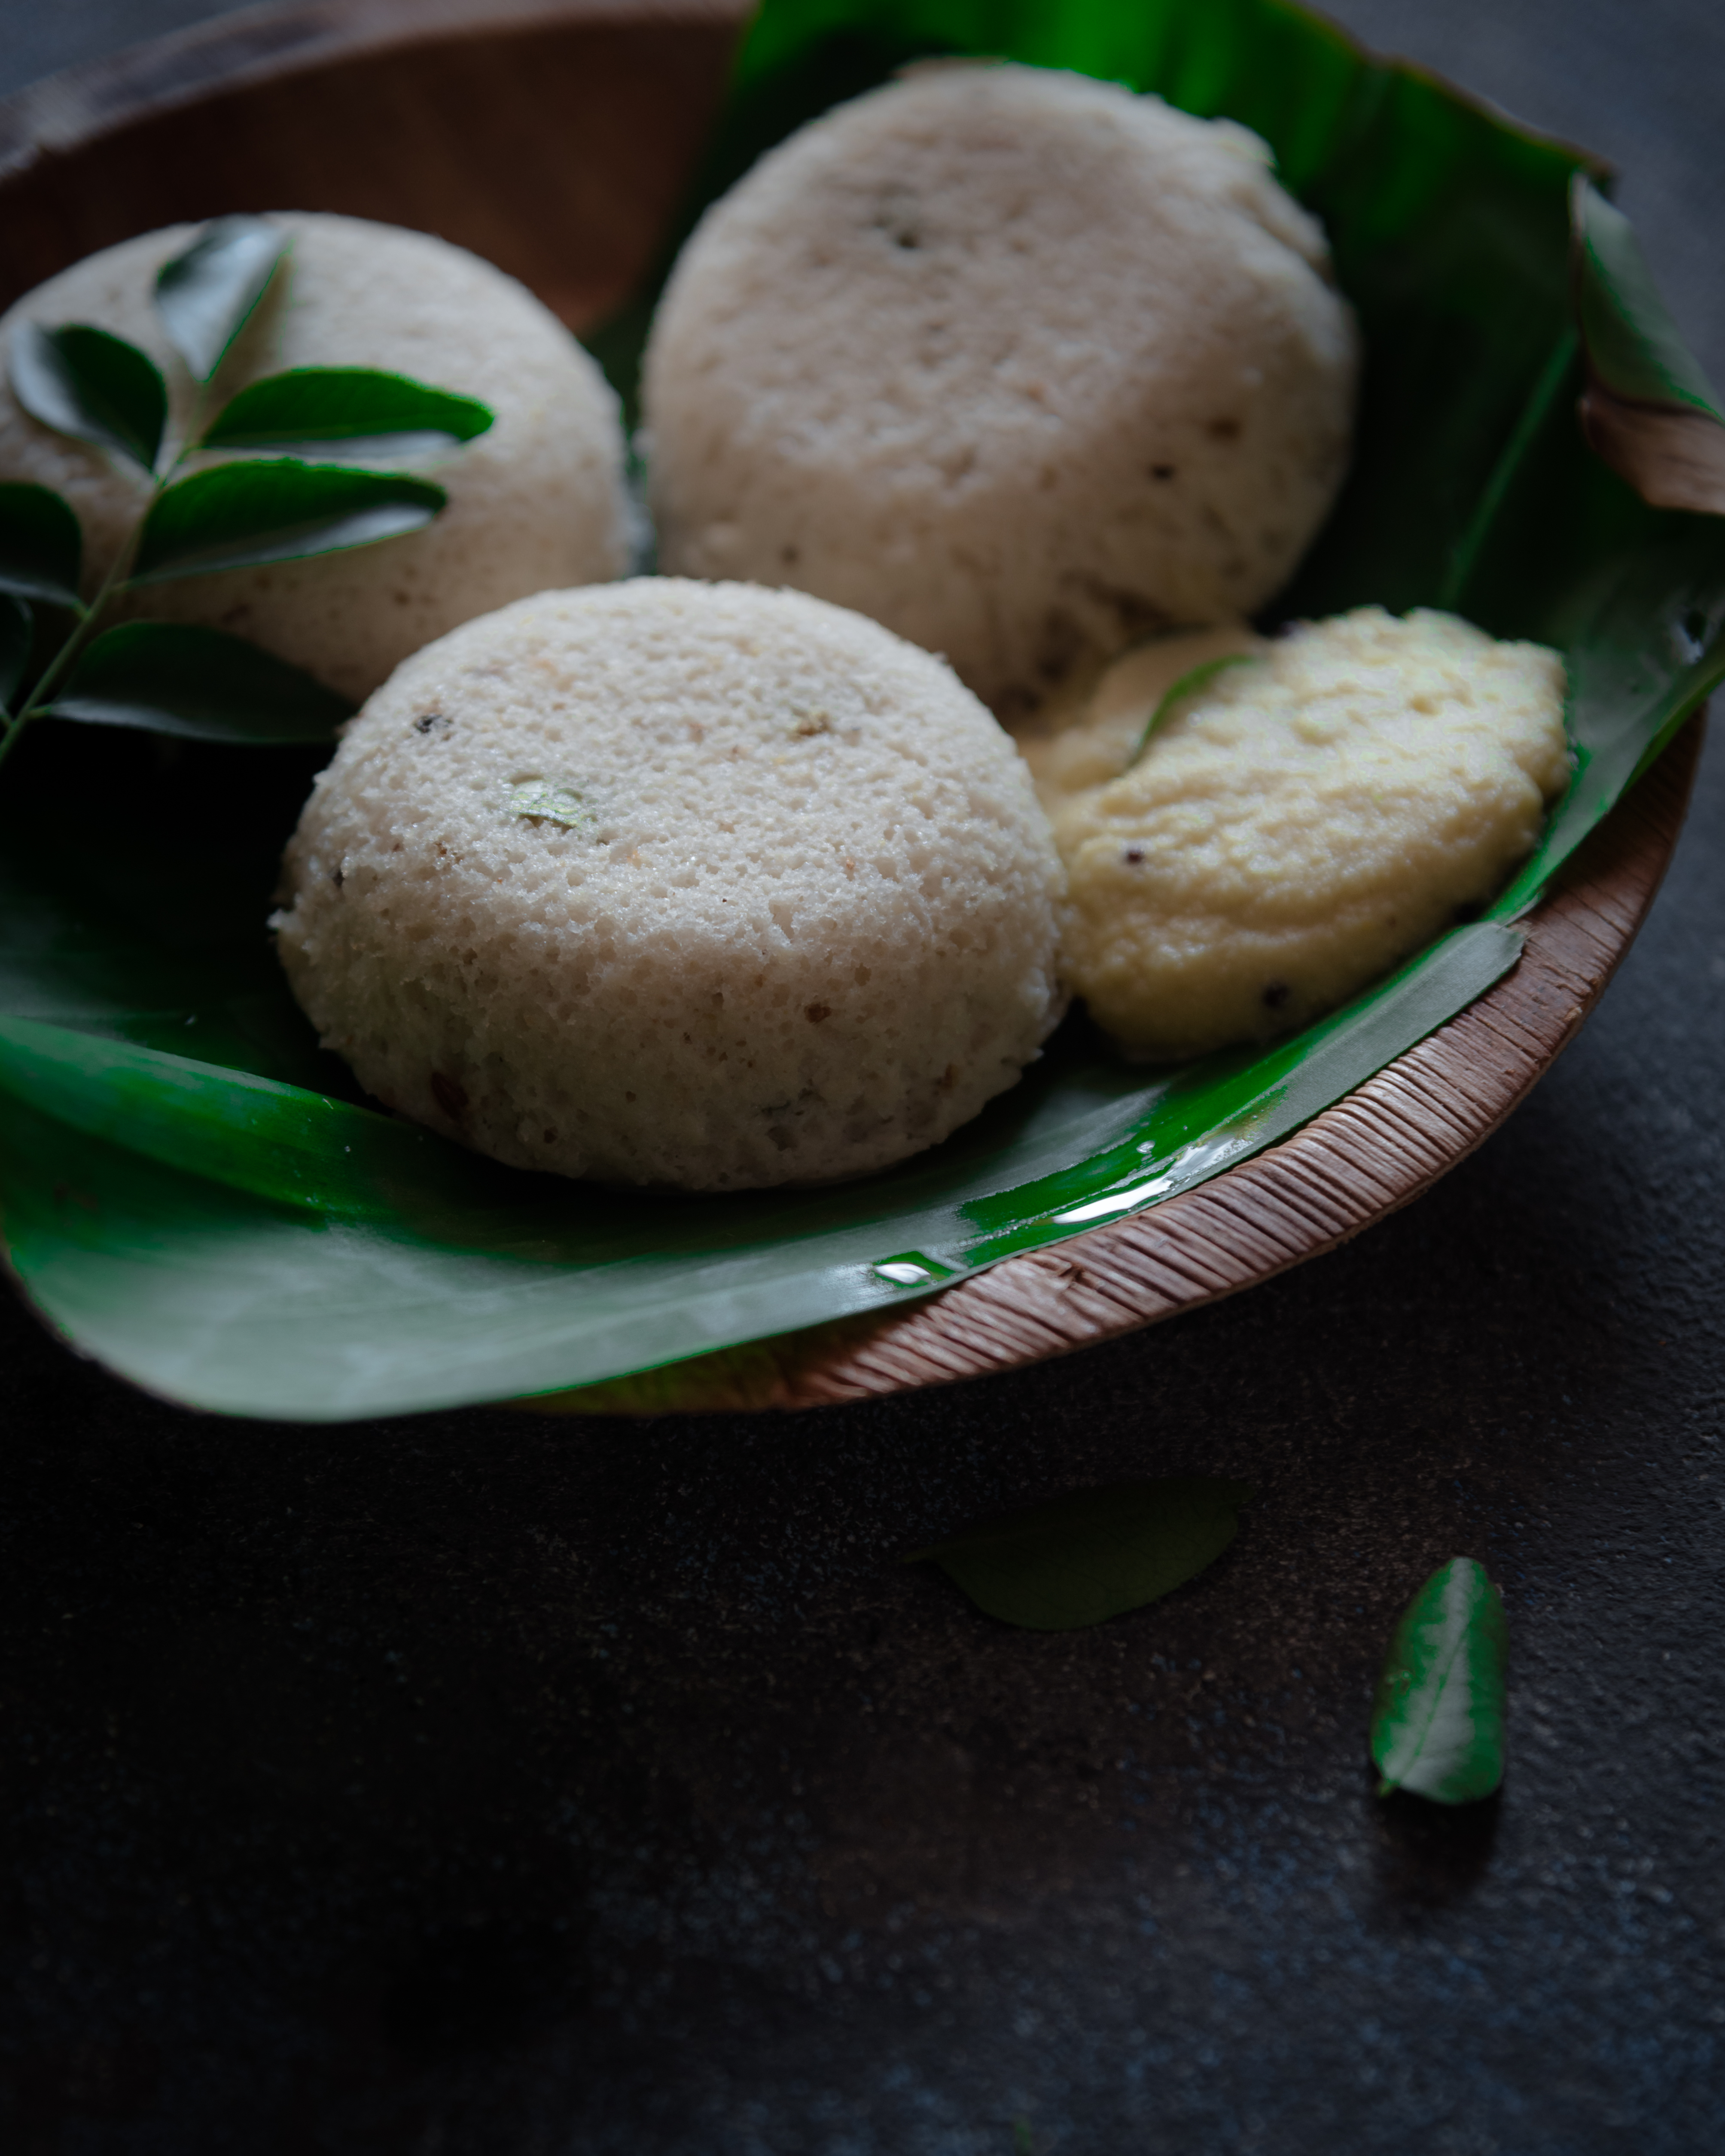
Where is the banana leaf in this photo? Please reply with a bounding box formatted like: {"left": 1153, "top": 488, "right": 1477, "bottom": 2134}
{"left": 2, "top": 0, "right": 1723, "bottom": 1422}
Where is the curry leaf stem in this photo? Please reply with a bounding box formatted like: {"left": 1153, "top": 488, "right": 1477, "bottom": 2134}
{"left": 3, "top": 484, "right": 158, "bottom": 764}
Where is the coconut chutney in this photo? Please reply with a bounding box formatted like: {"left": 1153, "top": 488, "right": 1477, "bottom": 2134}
{"left": 1025, "top": 607, "right": 1571, "bottom": 1060}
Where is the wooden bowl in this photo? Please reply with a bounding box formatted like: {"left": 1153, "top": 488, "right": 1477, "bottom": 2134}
{"left": 0, "top": 0, "right": 1699, "bottom": 1418}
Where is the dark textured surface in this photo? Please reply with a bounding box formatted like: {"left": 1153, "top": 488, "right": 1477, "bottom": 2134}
{"left": 2, "top": 3, "right": 1724, "bottom": 2152}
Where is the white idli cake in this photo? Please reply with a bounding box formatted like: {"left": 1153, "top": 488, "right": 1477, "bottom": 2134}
{"left": 274, "top": 579, "right": 1065, "bottom": 1190}
{"left": 0, "top": 213, "right": 631, "bottom": 700}
{"left": 642, "top": 64, "right": 1357, "bottom": 716}
{"left": 1027, "top": 609, "right": 1572, "bottom": 1062}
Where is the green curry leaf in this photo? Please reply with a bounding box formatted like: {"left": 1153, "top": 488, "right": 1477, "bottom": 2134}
{"left": 130, "top": 460, "right": 447, "bottom": 583}
{"left": 199, "top": 367, "right": 494, "bottom": 456}
{"left": 0, "top": 482, "right": 82, "bottom": 609}
{"left": 1371, "top": 1557, "right": 1508, "bottom": 1804}
{"left": 507, "top": 782, "right": 588, "bottom": 828}
{"left": 1126, "top": 653, "right": 1263, "bottom": 769}
{"left": 905, "top": 1478, "right": 1252, "bottom": 1629}
{"left": 154, "top": 216, "right": 289, "bottom": 381}
{"left": 0, "top": 595, "right": 31, "bottom": 714}
{"left": 41, "top": 622, "right": 352, "bottom": 744}
{"left": 7, "top": 324, "right": 168, "bottom": 473}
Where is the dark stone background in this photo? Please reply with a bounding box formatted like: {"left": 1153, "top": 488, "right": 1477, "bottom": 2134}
{"left": 1, "top": 3, "right": 1722, "bottom": 2150}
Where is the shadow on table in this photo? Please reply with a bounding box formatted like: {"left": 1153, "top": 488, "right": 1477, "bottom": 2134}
{"left": 1371, "top": 1780, "right": 1503, "bottom": 1910}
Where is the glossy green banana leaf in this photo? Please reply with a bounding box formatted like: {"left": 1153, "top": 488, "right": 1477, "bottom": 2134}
{"left": 2, "top": 0, "right": 1723, "bottom": 1422}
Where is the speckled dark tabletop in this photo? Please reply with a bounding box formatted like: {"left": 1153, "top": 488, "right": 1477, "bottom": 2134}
{"left": 1, "top": 3, "right": 1722, "bottom": 2151}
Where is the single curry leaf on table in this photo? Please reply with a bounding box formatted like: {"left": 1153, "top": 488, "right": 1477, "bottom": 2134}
{"left": 905, "top": 1478, "right": 1253, "bottom": 1630}
{"left": 0, "top": 482, "right": 82, "bottom": 609}
{"left": 0, "top": 594, "right": 32, "bottom": 713}
{"left": 40, "top": 622, "right": 352, "bottom": 745}
{"left": 7, "top": 324, "right": 168, "bottom": 473}
{"left": 199, "top": 368, "right": 494, "bottom": 457}
{"left": 1371, "top": 1557, "right": 1508, "bottom": 1804}
{"left": 130, "top": 460, "right": 447, "bottom": 583}
{"left": 154, "top": 215, "right": 289, "bottom": 381}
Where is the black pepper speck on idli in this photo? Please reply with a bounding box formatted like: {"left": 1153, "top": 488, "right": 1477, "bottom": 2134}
{"left": 0, "top": 213, "right": 631, "bottom": 700}
{"left": 642, "top": 64, "right": 1358, "bottom": 716}
{"left": 273, "top": 580, "right": 1066, "bottom": 1190}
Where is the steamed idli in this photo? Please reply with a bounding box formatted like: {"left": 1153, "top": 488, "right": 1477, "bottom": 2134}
{"left": 1026, "top": 608, "right": 1570, "bottom": 1060}
{"left": 0, "top": 213, "right": 631, "bottom": 700}
{"left": 643, "top": 63, "right": 1357, "bottom": 716}
{"left": 274, "top": 579, "right": 1065, "bottom": 1190}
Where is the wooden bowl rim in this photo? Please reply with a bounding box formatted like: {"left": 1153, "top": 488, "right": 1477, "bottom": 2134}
{"left": 0, "top": 0, "right": 751, "bottom": 184}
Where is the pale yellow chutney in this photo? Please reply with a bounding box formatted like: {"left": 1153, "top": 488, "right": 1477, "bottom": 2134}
{"left": 1020, "top": 606, "right": 1571, "bottom": 1061}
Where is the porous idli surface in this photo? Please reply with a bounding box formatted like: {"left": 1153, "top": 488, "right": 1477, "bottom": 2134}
{"left": 1028, "top": 608, "right": 1571, "bottom": 1061}
{"left": 274, "top": 579, "right": 1066, "bottom": 1190}
{"left": 643, "top": 64, "right": 1357, "bottom": 716}
{"left": 0, "top": 213, "right": 630, "bottom": 700}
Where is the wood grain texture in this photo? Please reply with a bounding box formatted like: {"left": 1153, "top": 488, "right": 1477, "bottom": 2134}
{"left": 1579, "top": 383, "right": 1725, "bottom": 517}
{"left": 0, "top": 0, "right": 1698, "bottom": 1418}
{"left": 0, "top": 0, "right": 750, "bottom": 331}
{"left": 534, "top": 719, "right": 1702, "bottom": 1415}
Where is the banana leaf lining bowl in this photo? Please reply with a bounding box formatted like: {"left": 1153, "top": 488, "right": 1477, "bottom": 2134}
{"left": 0, "top": 0, "right": 1717, "bottom": 1422}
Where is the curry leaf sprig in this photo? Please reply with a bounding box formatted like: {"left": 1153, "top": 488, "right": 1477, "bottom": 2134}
{"left": 0, "top": 215, "right": 492, "bottom": 767}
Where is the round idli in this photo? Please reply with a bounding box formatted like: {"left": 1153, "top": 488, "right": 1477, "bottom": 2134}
{"left": 273, "top": 579, "right": 1066, "bottom": 1190}
{"left": 1027, "top": 608, "right": 1571, "bottom": 1060}
{"left": 0, "top": 213, "right": 631, "bottom": 700}
{"left": 643, "top": 63, "right": 1358, "bottom": 716}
